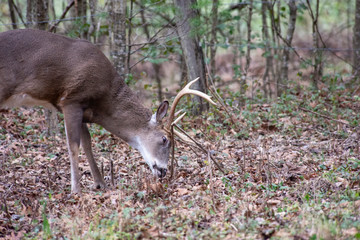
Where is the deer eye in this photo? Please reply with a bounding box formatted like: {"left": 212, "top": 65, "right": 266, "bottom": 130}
{"left": 162, "top": 136, "right": 167, "bottom": 144}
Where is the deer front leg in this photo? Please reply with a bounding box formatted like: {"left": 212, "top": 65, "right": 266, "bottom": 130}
{"left": 80, "top": 123, "right": 106, "bottom": 190}
{"left": 62, "top": 104, "right": 83, "bottom": 194}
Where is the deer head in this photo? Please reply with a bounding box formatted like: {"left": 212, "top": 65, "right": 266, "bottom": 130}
{"left": 130, "top": 100, "right": 170, "bottom": 178}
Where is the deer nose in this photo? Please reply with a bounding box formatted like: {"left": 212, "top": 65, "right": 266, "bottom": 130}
{"left": 159, "top": 168, "right": 167, "bottom": 178}
{"left": 153, "top": 164, "right": 167, "bottom": 178}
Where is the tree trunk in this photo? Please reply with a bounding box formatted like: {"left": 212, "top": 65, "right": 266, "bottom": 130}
{"left": 109, "top": 0, "right": 127, "bottom": 77}
{"left": 26, "top": 0, "right": 36, "bottom": 28}
{"left": 354, "top": 0, "right": 360, "bottom": 79}
{"left": 279, "top": 0, "right": 297, "bottom": 96}
{"left": 26, "top": 0, "right": 49, "bottom": 30}
{"left": 261, "top": 1, "right": 273, "bottom": 98}
{"left": 67, "top": 0, "right": 88, "bottom": 39}
{"left": 309, "top": 0, "right": 321, "bottom": 90}
{"left": 8, "top": 0, "right": 17, "bottom": 29}
{"left": 174, "top": 0, "right": 208, "bottom": 114}
{"left": 268, "top": 1, "right": 281, "bottom": 97}
{"left": 88, "top": 0, "right": 98, "bottom": 42}
{"left": 77, "top": 0, "right": 88, "bottom": 39}
{"left": 242, "top": 0, "right": 253, "bottom": 99}
{"left": 210, "top": 0, "right": 219, "bottom": 78}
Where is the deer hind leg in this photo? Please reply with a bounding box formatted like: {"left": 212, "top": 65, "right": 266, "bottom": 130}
{"left": 80, "top": 123, "right": 106, "bottom": 190}
{"left": 62, "top": 104, "right": 83, "bottom": 194}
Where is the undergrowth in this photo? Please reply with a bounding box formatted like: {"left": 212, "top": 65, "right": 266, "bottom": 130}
{"left": 1, "top": 86, "right": 359, "bottom": 239}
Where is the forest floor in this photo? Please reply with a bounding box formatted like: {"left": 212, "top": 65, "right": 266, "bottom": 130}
{"left": 0, "top": 87, "right": 359, "bottom": 239}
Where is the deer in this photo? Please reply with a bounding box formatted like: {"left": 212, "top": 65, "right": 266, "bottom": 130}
{"left": 0, "top": 29, "right": 215, "bottom": 194}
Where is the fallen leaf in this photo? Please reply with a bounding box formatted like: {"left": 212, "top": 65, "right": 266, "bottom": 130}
{"left": 176, "top": 188, "right": 189, "bottom": 196}
{"left": 342, "top": 227, "right": 358, "bottom": 236}
{"left": 267, "top": 199, "right": 281, "bottom": 205}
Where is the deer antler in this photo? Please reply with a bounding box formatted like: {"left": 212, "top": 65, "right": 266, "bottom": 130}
{"left": 166, "top": 77, "right": 217, "bottom": 141}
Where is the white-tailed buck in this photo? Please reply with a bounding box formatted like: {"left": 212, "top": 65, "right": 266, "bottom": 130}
{"left": 0, "top": 29, "right": 215, "bottom": 193}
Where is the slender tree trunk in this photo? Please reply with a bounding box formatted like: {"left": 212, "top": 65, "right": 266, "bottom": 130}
{"left": 279, "top": 0, "right": 297, "bottom": 96}
{"left": 261, "top": 2, "right": 273, "bottom": 98}
{"left": 77, "top": 0, "right": 88, "bottom": 39}
{"left": 49, "top": 0, "right": 56, "bottom": 20}
{"left": 241, "top": 0, "right": 253, "bottom": 99}
{"left": 174, "top": 0, "right": 208, "bottom": 114}
{"left": 354, "top": 0, "right": 360, "bottom": 79}
{"left": 67, "top": 0, "right": 88, "bottom": 38}
{"left": 88, "top": 0, "right": 98, "bottom": 42}
{"left": 26, "top": 0, "right": 36, "bottom": 28}
{"left": 37, "top": 0, "right": 49, "bottom": 30}
{"left": 109, "top": 0, "right": 127, "bottom": 77}
{"left": 268, "top": 1, "right": 281, "bottom": 97}
{"left": 210, "top": 0, "right": 219, "bottom": 78}
{"left": 179, "top": 54, "right": 187, "bottom": 87}
{"left": 127, "top": 0, "right": 133, "bottom": 75}
{"left": 309, "top": 0, "right": 321, "bottom": 90}
{"left": 8, "top": 0, "right": 17, "bottom": 29}
{"left": 26, "top": 1, "right": 48, "bottom": 30}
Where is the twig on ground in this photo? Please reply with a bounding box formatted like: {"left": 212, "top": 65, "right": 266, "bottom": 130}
{"left": 208, "top": 151, "right": 217, "bottom": 212}
{"left": 299, "top": 107, "right": 350, "bottom": 126}
{"left": 2, "top": 198, "right": 12, "bottom": 226}
{"left": 110, "top": 159, "right": 114, "bottom": 187}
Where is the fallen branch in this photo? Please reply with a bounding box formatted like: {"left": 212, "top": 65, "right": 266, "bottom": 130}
{"left": 208, "top": 151, "right": 217, "bottom": 212}
{"left": 110, "top": 159, "right": 114, "bottom": 187}
{"left": 299, "top": 107, "right": 349, "bottom": 126}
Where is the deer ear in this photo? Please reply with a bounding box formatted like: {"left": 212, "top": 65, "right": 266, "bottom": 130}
{"left": 155, "top": 100, "right": 169, "bottom": 122}
{"left": 150, "top": 100, "right": 169, "bottom": 124}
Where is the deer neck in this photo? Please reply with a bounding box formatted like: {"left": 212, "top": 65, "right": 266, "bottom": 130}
{"left": 92, "top": 76, "right": 152, "bottom": 144}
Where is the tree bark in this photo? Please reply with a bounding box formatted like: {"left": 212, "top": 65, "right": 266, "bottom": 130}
{"left": 267, "top": 1, "right": 281, "bottom": 97}
{"left": 242, "top": 0, "right": 253, "bottom": 99}
{"left": 88, "top": 0, "right": 98, "bottom": 42}
{"left": 210, "top": 0, "right": 219, "bottom": 78}
{"left": 26, "top": 0, "right": 36, "bottom": 28}
{"left": 307, "top": 0, "right": 321, "bottom": 90}
{"left": 67, "top": 0, "right": 88, "bottom": 38}
{"left": 279, "top": 0, "right": 297, "bottom": 96}
{"left": 26, "top": 0, "right": 49, "bottom": 30}
{"left": 174, "top": 0, "right": 208, "bottom": 114}
{"left": 261, "top": 1, "right": 273, "bottom": 98}
{"left": 354, "top": 0, "right": 360, "bottom": 79}
{"left": 8, "top": 0, "right": 17, "bottom": 29}
{"left": 109, "top": 0, "right": 127, "bottom": 77}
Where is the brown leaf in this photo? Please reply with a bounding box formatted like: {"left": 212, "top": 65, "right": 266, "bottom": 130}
{"left": 267, "top": 199, "right": 281, "bottom": 205}
{"left": 176, "top": 188, "right": 189, "bottom": 196}
{"left": 150, "top": 183, "right": 163, "bottom": 193}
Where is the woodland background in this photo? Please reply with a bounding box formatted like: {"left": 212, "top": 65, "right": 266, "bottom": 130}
{"left": 0, "top": 0, "right": 359, "bottom": 239}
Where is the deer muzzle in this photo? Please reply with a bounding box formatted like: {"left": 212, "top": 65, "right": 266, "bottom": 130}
{"left": 153, "top": 164, "right": 167, "bottom": 178}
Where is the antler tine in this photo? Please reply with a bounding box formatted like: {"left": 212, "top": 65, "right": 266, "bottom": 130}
{"left": 166, "top": 77, "right": 217, "bottom": 130}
